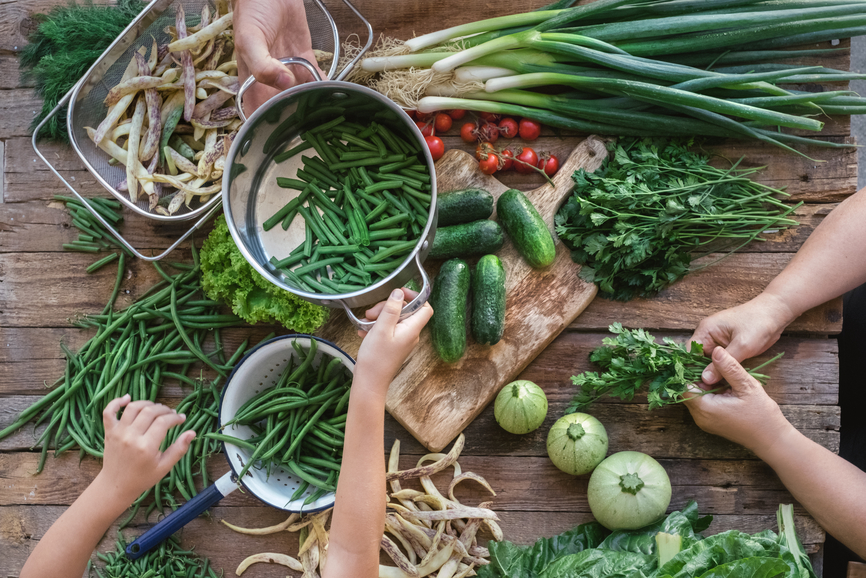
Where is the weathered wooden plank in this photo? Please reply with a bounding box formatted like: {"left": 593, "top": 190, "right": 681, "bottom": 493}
{"left": 0, "top": 200, "right": 832, "bottom": 254}
{"left": 0, "top": 505, "right": 825, "bottom": 578}
{"left": 0, "top": 451, "right": 817, "bottom": 514}
{"left": 0, "top": 138, "right": 5, "bottom": 203}
{"left": 850, "top": 562, "right": 866, "bottom": 578}
{"left": 574, "top": 252, "right": 844, "bottom": 334}
{"left": 0, "top": 88, "right": 41, "bottom": 138}
{"left": 0, "top": 251, "right": 843, "bottom": 333}
{"left": 0, "top": 54, "right": 29, "bottom": 90}
{"left": 0, "top": 200, "right": 203, "bottom": 253}
{"left": 436, "top": 136, "right": 857, "bottom": 204}
{"left": 5, "top": 136, "right": 856, "bottom": 205}
{"left": 0, "top": 327, "right": 838, "bottom": 403}
{"left": 0, "top": 0, "right": 113, "bottom": 53}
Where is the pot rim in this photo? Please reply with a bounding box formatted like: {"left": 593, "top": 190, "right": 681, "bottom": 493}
{"left": 222, "top": 80, "right": 437, "bottom": 307}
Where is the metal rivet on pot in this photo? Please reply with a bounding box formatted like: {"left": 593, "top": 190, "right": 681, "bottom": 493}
{"left": 422, "top": 240, "right": 429, "bottom": 251}
{"left": 241, "top": 138, "right": 251, "bottom": 155}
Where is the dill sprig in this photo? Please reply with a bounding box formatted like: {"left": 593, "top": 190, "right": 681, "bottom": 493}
{"left": 20, "top": 0, "right": 146, "bottom": 142}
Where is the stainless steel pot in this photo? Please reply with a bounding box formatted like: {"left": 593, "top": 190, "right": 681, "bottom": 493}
{"left": 222, "top": 58, "right": 436, "bottom": 331}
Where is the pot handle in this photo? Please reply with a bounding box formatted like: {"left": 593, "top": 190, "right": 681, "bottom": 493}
{"left": 236, "top": 57, "right": 323, "bottom": 123}
{"left": 341, "top": 253, "right": 431, "bottom": 332}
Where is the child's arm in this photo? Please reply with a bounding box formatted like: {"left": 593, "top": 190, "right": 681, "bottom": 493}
{"left": 20, "top": 396, "right": 195, "bottom": 578}
{"left": 325, "top": 288, "right": 433, "bottom": 578}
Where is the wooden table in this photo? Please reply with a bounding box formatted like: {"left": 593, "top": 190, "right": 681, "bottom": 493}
{"left": 0, "top": 1, "right": 854, "bottom": 575}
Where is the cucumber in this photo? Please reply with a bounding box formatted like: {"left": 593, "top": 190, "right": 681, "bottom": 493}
{"left": 496, "top": 189, "right": 556, "bottom": 268}
{"left": 472, "top": 255, "right": 506, "bottom": 346}
{"left": 430, "top": 219, "right": 505, "bottom": 260}
{"left": 437, "top": 188, "right": 494, "bottom": 226}
{"left": 430, "top": 259, "right": 470, "bottom": 363}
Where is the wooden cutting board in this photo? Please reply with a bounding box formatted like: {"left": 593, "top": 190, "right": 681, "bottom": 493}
{"left": 319, "top": 135, "right": 608, "bottom": 451}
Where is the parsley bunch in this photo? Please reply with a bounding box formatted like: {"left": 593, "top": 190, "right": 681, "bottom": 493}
{"left": 566, "top": 323, "right": 780, "bottom": 412}
{"left": 555, "top": 138, "right": 801, "bottom": 301}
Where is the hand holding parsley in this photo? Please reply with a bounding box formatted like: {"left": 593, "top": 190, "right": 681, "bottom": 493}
{"left": 566, "top": 323, "right": 782, "bottom": 412}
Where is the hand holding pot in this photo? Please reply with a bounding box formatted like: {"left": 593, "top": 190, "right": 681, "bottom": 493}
{"left": 234, "top": 0, "right": 326, "bottom": 113}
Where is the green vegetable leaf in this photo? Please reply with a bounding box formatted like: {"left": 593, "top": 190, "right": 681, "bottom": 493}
{"left": 567, "top": 326, "right": 780, "bottom": 411}
{"left": 556, "top": 137, "right": 798, "bottom": 301}
{"left": 201, "top": 215, "right": 328, "bottom": 332}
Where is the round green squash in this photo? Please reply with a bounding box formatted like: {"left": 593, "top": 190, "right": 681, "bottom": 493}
{"left": 587, "top": 451, "right": 672, "bottom": 530}
{"left": 546, "top": 413, "right": 608, "bottom": 476}
{"left": 494, "top": 380, "right": 548, "bottom": 435}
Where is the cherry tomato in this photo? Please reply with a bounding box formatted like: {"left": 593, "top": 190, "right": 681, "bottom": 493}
{"left": 448, "top": 109, "right": 467, "bottom": 120}
{"left": 434, "top": 113, "right": 453, "bottom": 133}
{"left": 425, "top": 136, "right": 445, "bottom": 161}
{"left": 499, "top": 148, "right": 514, "bottom": 171}
{"left": 405, "top": 109, "right": 417, "bottom": 120}
{"left": 475, "top": 142, "right": 495, "bottom": 160}
{"left": 415, "top": 121, "right": 434, "bottom": 137}
{"left": 479, "top": 112, "right": 500, "bottom": 122}
{"left": 519, "top": 118, "right": 541, "bottom": 140}
{"left": 415, "top": 111, "right": 434, "bottom": 122}
{"left": 478, "top": 122, "right": 499, "bottom": 143}
{"left": 479, "top": 154, "right": 499, "bottom": 175}
{"left": 514, "top": 147, "right": 538, "bottom": 174}
{"left": 460, "top": 122, "right": 477, "bottom": 143}
{"left": 498, "top": 117, "right": 518, "bottom": 139}
{"left": 541, "top": 154, "right": 560, "bottom": 176}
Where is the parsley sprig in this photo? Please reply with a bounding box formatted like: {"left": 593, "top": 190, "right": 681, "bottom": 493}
{"left": 566, "top": 323, "right": 782, "bottom": 412}
{"left": 555, "top": 138, "right": 802, "bottom": 301}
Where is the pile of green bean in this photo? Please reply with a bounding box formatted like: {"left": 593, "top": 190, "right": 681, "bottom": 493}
{"left": 209, "top": 338, "right": 350, "bottom": 505}
{"left": 55, "top": 195, "right": 131, "bottom": 272}
{"left": 0, "top": 244, "right": 255, "bottom": 523}
{"left": 264, "top": 117, "right": 431, "bottom": 294}
{"left": 91, "top": 532, "right": 219, "bottom": 578}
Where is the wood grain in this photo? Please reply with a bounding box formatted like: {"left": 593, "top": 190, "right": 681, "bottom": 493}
{"left": 575, "top": 252, "right": 844, "bottom": 334}
{"left": 0, "top": 451, "right": 829, "bottom": 514}
{"left": 0, "top": 505, "right": 826, "bottom": 578}
{"left": 850, "top": 562, "right": 866, "bottom": 578}
{"left": 322, "top": 138, "right": 609, "bottom": 451}
{"left": 5, "top": 134, "right": 857, "bottom": 204}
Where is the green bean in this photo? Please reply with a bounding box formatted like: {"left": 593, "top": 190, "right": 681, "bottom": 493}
{"left": 340, "top": 150, "right": 380, "bottom": 161}
{"left": 62, "top": 243, "right": 100, "bottom": 253}
{"left": 271, "top": 252, "right": 306, "bottom": 269}
{"left": 365, "top": 180, "right": 403, "bottom": 194}
{"left": 369, "top": 213, "right": 411, "bottom": 230}
{"left": 274, "top": 140, "right": 314, "bottom": 163}
{"left": 317, "top": 244, "right": 360, "bottom": 255}
{"left": 400, "top": 167, "right": 431, "bottom": 182}
{"left": 328, "top": 154, "right": 404, "bottom": 171}
{"left": 290, "top": 480, "right": 310, "bottom": 502}
{"left": 310, "top": 115, "right": 346, "bottom": 134}
{"left": 293, "top": 257, "right": 345, "bottom": 276}
{"left": 370, "top": 133, "right": 388, "bottom": 157}
{"left": 341, "top": 132, "right": 378, "bottom": 151}
{"left": 378, "top": 157, "right": 419, "bottom": 173}
{"left": 275, "top": 177, "right": 308, "bottom": 191}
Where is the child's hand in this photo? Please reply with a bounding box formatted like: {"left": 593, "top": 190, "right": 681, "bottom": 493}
{"left": 355, "top": 288, "right": 433, "bottom": 389}
{"left": 97, "top": 395, "right": 196, "bottom": 504}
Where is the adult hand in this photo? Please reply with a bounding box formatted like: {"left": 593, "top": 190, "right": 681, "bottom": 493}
{"left": 98, "top": 396, "right": 195, "bottom": 504}
{"left": 234, "top": 0, "right": 326, "bottom": 114}
{"left": 355, "top": 288, "right": 433, "bottom": 388}
{"left": 684, "top": 347, "right": 794, "bottom": 455}
{"left": 691, "top": 292, "right": 795, "bottom": 385}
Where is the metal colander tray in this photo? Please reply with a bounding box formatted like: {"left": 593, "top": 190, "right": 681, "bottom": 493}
{"left": 32, "top": 0, "right": 357, "bottom": 260}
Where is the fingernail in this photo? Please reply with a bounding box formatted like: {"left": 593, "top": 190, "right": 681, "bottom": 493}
{"left": 179, "top": 413, "right": 186, "bottom": 419}
{"left": 390, "top": 289, "right": 403, "bottom": 300}
{"left": 702, "top": 369, "right": 713, "bottom": 383}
